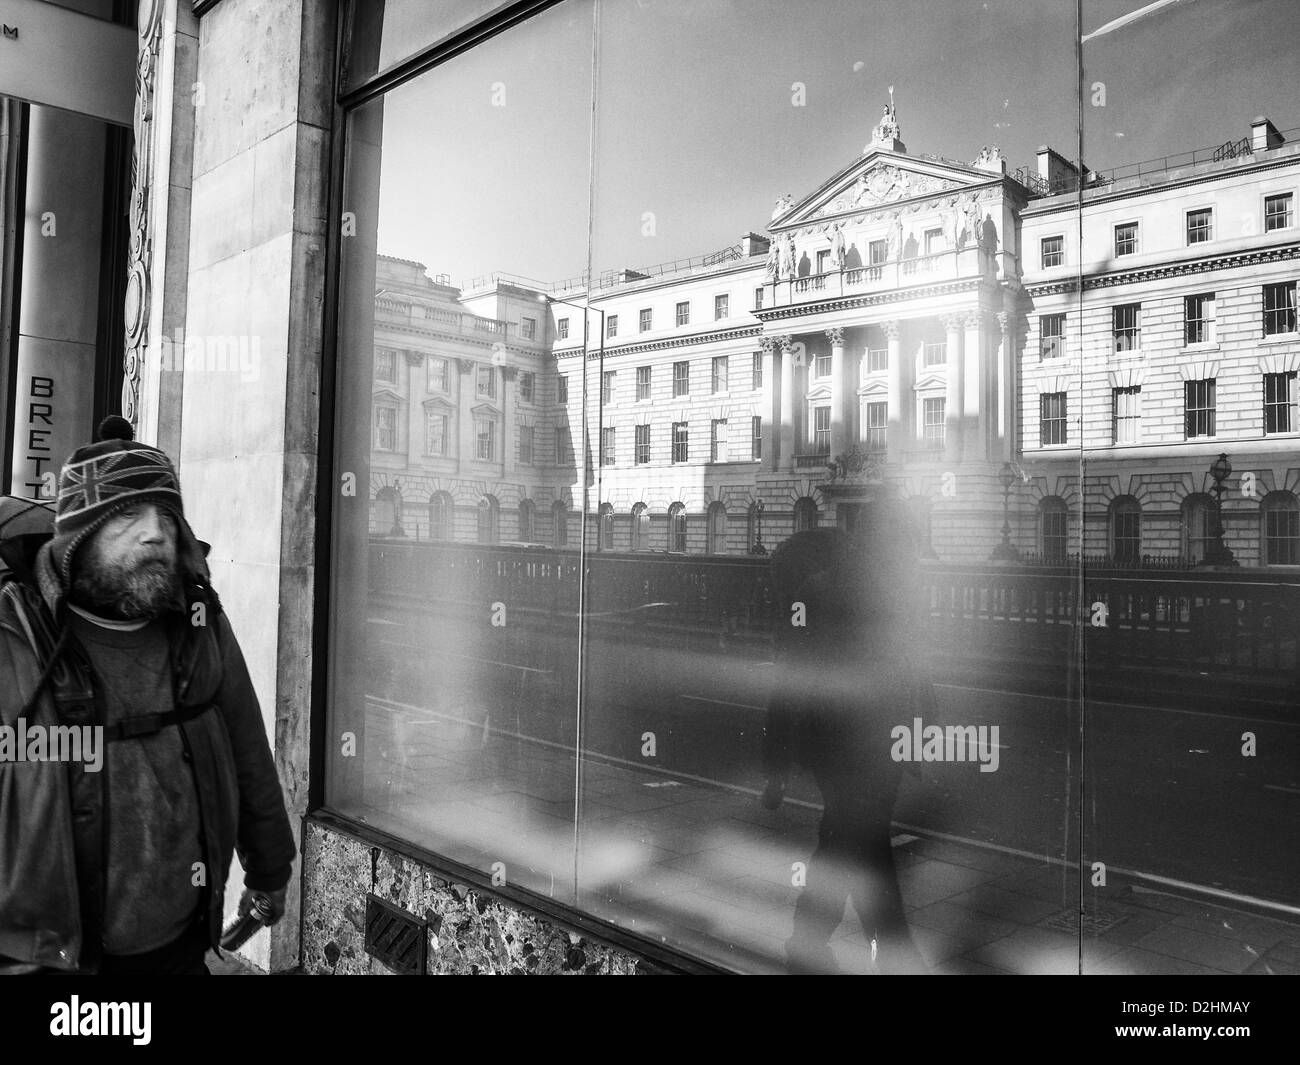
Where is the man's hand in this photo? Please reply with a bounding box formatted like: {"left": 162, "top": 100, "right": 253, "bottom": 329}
{"left": 238, "top": 886, "right": 288, "bottom": 927}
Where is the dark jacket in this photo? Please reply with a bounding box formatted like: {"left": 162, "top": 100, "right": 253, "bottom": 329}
{"left": 0, "top": 543, "right": 296, "bottom": 972}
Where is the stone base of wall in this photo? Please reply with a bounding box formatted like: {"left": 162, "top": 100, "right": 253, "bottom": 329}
{"left": 301, "top": 817, "right": 653, "bottom": 975}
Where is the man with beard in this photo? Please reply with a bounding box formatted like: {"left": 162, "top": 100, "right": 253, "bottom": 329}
{"left": 0, "top": 416, "right": 295, "bottom": 974}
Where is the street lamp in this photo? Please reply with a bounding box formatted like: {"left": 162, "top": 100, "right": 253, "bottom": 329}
{"left": 541, "top": 293, "right": 606, "bottom": 551}
{"left": 751, "top": 497, "right": 767, "bottom": 555}
{"left": 989, "top": 461, "right": 1020, "bottom": 562}
{"left": 1203, "top": 452, "right": 1237, "bottom": 567}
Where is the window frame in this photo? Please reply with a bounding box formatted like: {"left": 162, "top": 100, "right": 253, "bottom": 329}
{"left": 634, "top": 422, "right": 651, "bottom": 464}
{"left": 636, "top": 365, "right": 652, "bottom": 401}
{"left": 1040, "top": 235, "right": 1064, "bottom": 269}
{"left": 1112, "top": 385, "right": 1141, "bottom": 445}
{"left": 1185, "top": 207, "right": 1213, "bottom": 245}
{"left": 1184, "top": 293, "right": 1216, "bottom": 346}
{"left": 671, "top": 421, "right": 689, "bottom": 463}
{"left": 1039, "top": 391, "right": 1068, "bottom": 447}
{"left": 1039, "top": 313, "right": 1065, "bottom": 360}
{"left": 1264, "top": 191, "right": 1294, "bottom": 232}
{"left": 1113, "top": 303, "right": 1141, "bottom": 353}
{"left": 711, "top": 355, "right": 729, "bottom": 394}
{"left": 1184, "top": 378, "right": 1217, "bottom": 439}
{"left": 675, "top": 300, "right": 690, "bottom": 327}
{"left": 1114, "top": 221, "right": 1139, "bottom": 257}
{"left": 1263, "top": 371, "right": 1298, "bottom": 434}
{"left": 639, "top": 307, "right": 653, "bottom": 333}
{"left": 672, "top": 360, "right": 690, "bottom": 397}
{"left": 1263, "top": 281, "right": 1297, "bottom": 336}
{"left": 714, "top": 293, "right": 729, "bottom": 320}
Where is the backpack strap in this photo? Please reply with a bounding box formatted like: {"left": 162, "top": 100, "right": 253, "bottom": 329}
{"left": 103, "top": 702, "right": 216, "bottom": 742}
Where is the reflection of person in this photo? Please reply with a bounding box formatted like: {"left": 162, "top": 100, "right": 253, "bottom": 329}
{"left": 0, "top": 417, "right": 296, "bottom": 974}
{"left": 761, "top": 517, "right": 929, "bottom": 974}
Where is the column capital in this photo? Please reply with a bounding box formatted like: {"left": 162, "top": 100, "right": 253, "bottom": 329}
{"left": 404, "top": 350, "right": 424, "bottom": 367}
{"left": 881, "top": 319, "right": 900, "bottom": 341}
{"left": 825, "top": 326, "right": 845, "bottom": 347}
{"left": 941, "top": 313, "right": 965, "bottom": 334}
{"left": 964, "top": 309, "right": 991, "bottom": 331}
{"left": 457, "top": 357, "right": 476, "bottom": 373}
{"left": 501, "top": 365, "right": 518, "bottom": 381}
{"left": 760, "top": 336, "right": 776, "bottom": 354}
{"left": 777, "top": 334, "right": 796, "bottom": 354}
{"left": 997, "top": 310, "right": 1014, "bottom": 334}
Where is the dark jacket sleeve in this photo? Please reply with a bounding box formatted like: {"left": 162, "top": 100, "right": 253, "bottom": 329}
{"left": 213, "top": 613, "right": 296, "bottom": 892}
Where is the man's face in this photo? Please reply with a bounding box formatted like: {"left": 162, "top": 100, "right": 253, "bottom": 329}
{"left": 70, "top": 502, "right": 178, "bottom": 619}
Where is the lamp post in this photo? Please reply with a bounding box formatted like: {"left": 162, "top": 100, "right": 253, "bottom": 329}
{"left": 1203, "top": 452, "right": 1237, "bottom": 567}
{"left": 751, "top": 497, "right": 766, "bottom": 555}
{"left": 990, "top": 461, "right": 1020, "bottom": 562}
{"left": 542, "top": 294, "right": 605, "bottom": 551}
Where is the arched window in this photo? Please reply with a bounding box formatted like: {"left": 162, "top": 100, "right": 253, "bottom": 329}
{"left": 667, "top": 502, "right": 687, "bottom": 553}
{"left": 707, "top": 502, "right": 728, "bottom": 554}
{"left": 1181, "top": 493, "right": 1213, "bottom": 563}
{"left": 598, "top": 503, "right": 615, "bottom": 550}
{"left": 630, "top": 503, "right": 650, "bottom": 551}
{"left": 1262, "top": 490, "right": 1300, "bottom": 565}
{"left": 793, "top": 496, "right": 818, "bottom": 533}
{"left": 1109, "top": 496, "right": 1141, "bottom": 564}
{"left": 428, "top": 491, "right": 454, "bottom": 541}
{"left": 477, "top": 494, "right": 499, "bottom": 544}
{"left": 552, "top": 499, "right": 568, "bottom": 548}
{"left": 518, "top": 499, "right": 536, "bottom": 542}
{"left": 375, "top": 486, "right": 400, "bottom": 535}
{"left": 1038, "top": 496, "right": 1068, "bottom": 563}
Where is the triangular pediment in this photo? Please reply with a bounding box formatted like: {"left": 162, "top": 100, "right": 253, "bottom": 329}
{"left": 774, "top": 151, "right": 997, "bottom": 232}
{"left": 372, "top": 387, "right": 402, "bottom": 403}
{"left": 805, "top": 382, "right": 833, "bottom": 402}
{"left": 913, "top": 370, "right": 947, "bottom": 392}
{"left": 470, "top": 401, "right": 500, "bottom": 417}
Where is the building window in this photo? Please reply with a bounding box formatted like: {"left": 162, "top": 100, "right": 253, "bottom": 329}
{"left": 1181, "top": 494, "right": 1212, "bottom": 563}
{"left": 1112, "top": 386, "right": 1141, "bottom": 444}
{"left": 374, "top": 406, "right": 396, "bottom": 451}
{"left": 607, "top": 315, "right": 619, "bottom": 338}
{"left": 1262, "top": 491, "right": 1300, "bottom": 564}
{"left": 1264, "top": 371, "right": 1298, "bottom": 433}
{"left": 1114, "top": 222, "right": 1138, "bottom": 256}
{"left": 477, "top": 495, "right": 500, "bottom": 544}
{"left": 712, "top": 355, "right": 729, "bottom": 393}
{"left": 1185, "top": 208, "right": 1212, "bottom": 244}
{"left": 639, "top": 308, "right": 653, "bottom": 332}
{"left": 1184, "top": 379, "right": 1216, "bottom": 438}
{"left": 598, "top": 503, "right": 614, "bottom": 550}
{"left": 600, "top": 426, "right": 616, "bottom": 466}
{"left": 518, "top": 499, "right": 536, "bottom": 541}
{"left": 630, "top": 503, "right": 649, "bottom": 551}
{"left": 557, "top": 317, "right": 569, "bottom": 340}
{"left": 1263, "top": 281, "right": 1297, "bottom": 335}
{"left": 715, "top": 294, "right": 729, "bottom": 320}
{"left": 1039, "top": 392, "right": 1068, "bottom": 446}
{"left": 1185, "top": 293, "right": 1216, "bottom": 345}
{"left": 376, "top": 349, "right": 396, "bottom": 382}
{"left": 519, "top": 370, "right": 535, "bottom": 402}
{"left": 1039, "top": 497, "right": 1068, "bottom": 562}
{"left": 673, "top": 361, "right": 690, "bottom": 396}
{"left": 793, "top": 497, "right": 818, "bottom": 532}
{"left": 813, "top": 406, "right": 831, "bottom": 453}
{"left": 425, "top": 411, "right": 448, "bottom": 456}
{"left": 554, "top": 427, "right": 572, "bottom": 466}
{"left": 1113, "top": 303, "right": 1141, "bottom": 352}
{"left": 557, "top": 375, "right": 569, "bottom": 405}
{"left": 869, "top": 239, "right": 888, "bottom": 265}
{"left": 816, "top": 249, "right": 831, "bottom": 274}
{"left": 924, "top": 228, "right": 944, "bottom": 254}
{"left": 1040, "top": 313, "right": 1065, "bottom": 360}
{"left": 752, "top": 351, "right": 762, "bottom": 389}
{"left": 672, "top": 421, "right": 689, "bottom": 462}
{"left": 601, "top": 370, "right": 615, "bottom": 405}
{"left": 668, "top": 502, "right": 687, "bottom": 552}
{"left": 923, "top": 397, "right": 945, "bottom": 448}
{"left": 428, "top": 356, "right": 449, "bottom": 392}
{"left": 519, "top": 424, "right": 534, "bottom": 464}
{"left": 635, "top": 365, "right": 651, "bottom": 401}
{"left": 1041, "top": 235, "right": 1064, "bottom": 268}
{"left": 428, "top": 491, "right": 453, "bottom": 541}
{"left": 1264, "top": 192, "right": 1293, "bottom": 232}
{"left": 814, "top": 350, "right": 832, "bottom": 377}
{"left": 710, "top": 418, "right": 729, "bottom": 462}
{"left": 867, "top": 347, "right": 888, "bottom": 372}
{"left": 1110, "top": 496, "right": 1141, "bottom": 563}
{"left": 476, "top": 365, "right": 496, "bottom": 398}
{"left": 521, "top": 316, "right": 537, "bottom": 340}
{"left": 922, "top": 341, "right": 946, "bottom": 366}
{"left": 864, "top": 401, "right": 887, "bottom": 452}
{"left": 676, "top": 301, "right": 690, "bottom": 327}
{"left": 635, "top": 423, "right": 650, "bottom": 464}
{"left": 475, "top": 417, "right": 497, "bottom": 460}
{"left": 754, "top": 287, "right": 764, "bottom": 310}
{"left": 706, "top": 502, "right": 728, "bottom": 554}
{"left": 751, "top": 415, "right": 762, "bottom": 460}
{"left": 552, "top": 500, "right": 568, "bottom": 548}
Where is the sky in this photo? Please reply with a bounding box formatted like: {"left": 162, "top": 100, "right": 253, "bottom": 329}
{"left": 368, "top": 0, "right": 1300, "bottom": 288}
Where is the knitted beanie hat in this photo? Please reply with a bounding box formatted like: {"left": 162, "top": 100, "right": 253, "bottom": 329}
{"left": 48, "top": 415, "right": 192, "bottom": 590}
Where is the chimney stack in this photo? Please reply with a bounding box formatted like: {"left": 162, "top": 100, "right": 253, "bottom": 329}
{"left": 1251, "top": 116, "right": 1284, "bottom": 152}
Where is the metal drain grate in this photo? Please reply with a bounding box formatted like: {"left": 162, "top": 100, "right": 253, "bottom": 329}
{"left": 1039, "top": 906, "right": 1130, "bottom": 937}
{"left": 364, "top": 894, "right": 428, "bottom": 974}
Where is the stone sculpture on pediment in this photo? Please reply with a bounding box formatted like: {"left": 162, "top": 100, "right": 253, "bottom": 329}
{"left": 830, "top": 223, "right": 846, "bottom": 268}
{"left": 765, "top": 238, "right": 781, "bottom": 280}
{"left": 780, "top": 233, "right": 797, "bottom": 279}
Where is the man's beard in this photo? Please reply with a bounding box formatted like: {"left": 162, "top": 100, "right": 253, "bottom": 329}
{"left": 70, "top": 548, "right": 177, "bottom": 620}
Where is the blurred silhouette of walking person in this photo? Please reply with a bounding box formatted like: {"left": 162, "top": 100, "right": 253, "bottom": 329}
{"left": 761, "top": 510, "right": 930, "bottom": 974}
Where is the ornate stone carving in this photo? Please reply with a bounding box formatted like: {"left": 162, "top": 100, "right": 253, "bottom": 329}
{"left": 851, "top": 165, "right": 960, "bottom": 208}
{"left": 881, "top": 319, "right": 900, "bottom": 341}
{"left": 121, "top": 0, "right": 165, "bottom": 425}
{"left": 759, "top": 336, "right": 776, "bottom": 354}
{"left": 457, "top": 357, "right": 477, "bottom": 373}
{"left": 777, "top": 335, "right": 796, "bottom": 354}
{"left": 827, "top": 446, "right": 885, "bottom": 484}
{"left": 404, "top": 350, "right": 424, "bottom": 366}
{"left": 825, "top": 327, "right": 845, "bottom": 347}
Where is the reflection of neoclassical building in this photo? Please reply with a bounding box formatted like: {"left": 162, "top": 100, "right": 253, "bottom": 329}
{"left": 373, "top": 105, "right": 1300, "bottom": 566}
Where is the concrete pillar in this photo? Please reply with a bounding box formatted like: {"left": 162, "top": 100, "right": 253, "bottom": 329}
{"left": 963, "top": 310, "right": 986, "bottom": 460}
{"left": 827, "top": 326, "right": 846, "bottom": 459}
{"left": 884, "top": 319, "right": 903, "bottom": 457}
{"left": 943, "top": 314, "right": 963, "bottom": 461}
{"left": 760, "top": 337, "right": 777, "bottom": 470}
{"left": 778, "top": 334, "right": 795, "bottom": 469}
{"left": 501, "top": 365, "right": 516, "bottom": 476}
{"left": 404, "top": 351, "right": 421, "bottom": 463}
{"left": 997, "top": 310, "right": 1015, "bottom": 460}
{"left": 457, "top": 357, "right": 476, "bottom": 469}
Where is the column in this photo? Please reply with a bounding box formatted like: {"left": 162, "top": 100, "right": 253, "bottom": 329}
{"left": 760, "top": 337, "right": 778, "bottom": 471}
{"left": 827, "top": 326, "right": 846, "bottom": 459}
{"left": 778, "top": 334, "right": 795, "bottom": 470}
{"left": 943, "top": 314, "right": 963, "bottom": 462}
{"left": 404, "top": 351, "right": 423, "bottom": 463}
{"left": 501, "top": 365, "right": 516, "bottom": 476}
{"left": 963, "top": 310, "right": 987, "bottom": 460}
{"left": 457, "top": 357, "right": 476, "bottom": 471}
{"left": 997, "top": 310, "right": 1015, "bottom": 461}
{"left": 884, "top": 320, "right": 903, "bottom": 456}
